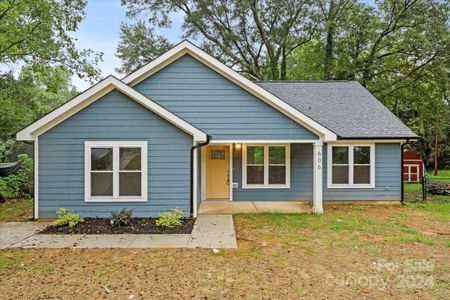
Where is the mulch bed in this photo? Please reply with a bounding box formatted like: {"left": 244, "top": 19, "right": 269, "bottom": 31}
{"left": 39, "top": 218, "right": 195, "bottom": 234}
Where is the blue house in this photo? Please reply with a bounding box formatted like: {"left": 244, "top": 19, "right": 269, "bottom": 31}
{"left": 16, "top": 41, "right": 417, "bottom": 219}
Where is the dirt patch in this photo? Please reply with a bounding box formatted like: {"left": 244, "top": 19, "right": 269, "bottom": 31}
{"left": 1, "top": 203, "right": 449, "bottom": 299}
{"left": 39, "top": 218, "right": 195, "bottom": 234}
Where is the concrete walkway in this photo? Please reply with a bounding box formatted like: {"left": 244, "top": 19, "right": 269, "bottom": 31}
{"left": 198, "top": 200, "right": 311, "bottom": 214}
{"left": 0, "top": 222, "right": 48, "bottom": 249}
{"left": 0, "top": 215, "right": 237, "bottom": 249}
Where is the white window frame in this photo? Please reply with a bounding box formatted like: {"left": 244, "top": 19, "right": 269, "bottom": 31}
{"left": 242, "top": 144, "right": 290, "bottom": 189}
{"left": 85, "top": 141, "right": 148, "bottom": 202}
{"left": 327, "top": 143, "right": 375, "bottom": 189}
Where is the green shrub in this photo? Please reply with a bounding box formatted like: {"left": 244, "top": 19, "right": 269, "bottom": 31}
{"left": 156, "top": 208, "right": 184, "bottom": 228}
{"left": 55, "top": 208, "right": 84, "bottom": 228}
{"left": 0, "top": 154, "right": 33, "bottom": 199}
{"left": 110, "top": 208, "right": 134, "bottom": 227}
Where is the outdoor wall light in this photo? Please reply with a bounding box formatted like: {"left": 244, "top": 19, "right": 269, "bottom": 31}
{"left": 235, "top": 143, "right": 242, "bottom": 150}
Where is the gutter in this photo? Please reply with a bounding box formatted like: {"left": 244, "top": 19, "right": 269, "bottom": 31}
{"left": 190, "top": 135, "right": 211, "bottom": 216}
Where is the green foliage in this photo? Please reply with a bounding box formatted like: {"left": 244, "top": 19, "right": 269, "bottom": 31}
{"left": 156, "top": 208, "right": 184, "bottom": 228}
{"left": 0, "top": 139, "right": 17, "bottom": 163}
{"left": 0, "top": 0, "right": 102, "bottom": 79}
{"left": 120, "top": 0, "right": 450, "bottom": 167}
{"left": 55, "top": 208, "right": 84, "bottom": 228}
{"left": 110, "top": 208, "right": 134, "bottom": 227}
{"left": 0, "top": 154, "right": 33, "bottom": 199}
{"left": 116, "top": 21, "right": 172, "bottom": 74}
{"left": 0, "top": 66, "right": 78, "bottom": 139}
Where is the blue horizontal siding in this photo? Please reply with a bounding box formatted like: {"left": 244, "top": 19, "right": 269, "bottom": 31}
{"left": 230, "top": 143, "right": 401, "bottom": 202}
{"left": 38, "top": 90, "right": 193, "bottom": 218}
{"left": 323, "top": 143, "right": 401, "bottom": 201}
{"left": 134, "top": 54, "right": 318, "bottom": 140}
{"left": 233, "top": 144, "right": 313, "bottom": 201}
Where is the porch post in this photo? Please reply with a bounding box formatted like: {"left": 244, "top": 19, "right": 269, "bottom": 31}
{"left": 313, "top": 141, "right": 323, "bottom": 213}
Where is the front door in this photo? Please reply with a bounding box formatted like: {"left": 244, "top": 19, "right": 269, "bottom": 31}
{"left": 206, "top": 146, "right": 230, "bottom": 199}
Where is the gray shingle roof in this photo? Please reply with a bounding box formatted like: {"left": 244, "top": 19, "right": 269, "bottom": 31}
{"left": 256, "top": 80, "right": 417, "bottom": 139}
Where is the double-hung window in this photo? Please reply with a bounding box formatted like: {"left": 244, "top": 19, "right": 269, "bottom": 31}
{"left": 85, "top": 141, "right": 147, "bottom": 202}
{"left": 243, "top": 144, "right": 290, "bottom": 188}
{"left": 328, "top": 144, "right": 375, "bottom": 188}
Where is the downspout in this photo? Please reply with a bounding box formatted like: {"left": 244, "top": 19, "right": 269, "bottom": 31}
{"left": 400, "top": 139, "right": 410, "bottom": 205}
{"left": 190, "top": 135, "right": 211, "bottom": 216}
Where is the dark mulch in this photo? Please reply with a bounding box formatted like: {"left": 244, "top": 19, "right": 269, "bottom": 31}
{"left": 39, "top": 218, "right": 195, "bottom": 234}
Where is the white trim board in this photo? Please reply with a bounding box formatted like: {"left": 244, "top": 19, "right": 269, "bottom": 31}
{"left": 16, "top": 76, "right": 207, "bottom": 142}
{"left": 122, "top": 40, "right": 337, "bottom": 141}
{"left": 209, "top": 139, "right": 320, "bottom": 144}
{"left": 34, "top": 137, "right": 39, "bottom": 219}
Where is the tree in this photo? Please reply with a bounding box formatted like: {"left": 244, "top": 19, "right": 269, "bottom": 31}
{"left": 0, "top": 0, "right": 102, "bottom": 80}
{"left": 0, "top": 65, "right": 77, "bottom": 140}
{"left": 119, "top": 0, "right": 450, "bottom": 167}
{"left": 116, "top": 21, "right": 173, "bottom": 74}
{"left": 121, "top": 0, "right": 320, "bottom": 80}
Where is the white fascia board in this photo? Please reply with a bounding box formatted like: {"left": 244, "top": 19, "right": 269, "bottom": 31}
{"left": 16, "top": 76, "right": 207, "bottom": 142}
{"left": 122, "top": 40, "right": 337, "bottom": 141}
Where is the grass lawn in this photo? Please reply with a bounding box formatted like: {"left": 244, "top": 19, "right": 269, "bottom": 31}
{"left": 404, "top": 169, "right": 450, "bottom": 193}
{"left": 0, "top": 201, "right": 449, "bottom": 299}
{"left": 0, "top": 198, "right": 32, "bottom": 222}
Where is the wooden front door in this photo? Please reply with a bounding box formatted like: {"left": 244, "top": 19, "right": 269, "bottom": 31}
{"left": 206, "top": 146, "right": 230, "bottom": 199}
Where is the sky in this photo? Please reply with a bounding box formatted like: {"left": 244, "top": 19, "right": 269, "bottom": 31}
{"left": 72, "top": 0, "right": 184, "bottom": 90}
{"left": 59, "top": 0, "right": 374, "bottom": 90}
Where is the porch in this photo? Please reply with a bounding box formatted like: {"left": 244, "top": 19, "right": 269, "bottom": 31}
{"left": 193, "top": 141, "right": 323, "bottom": 216}
{"left": 198, "top": 200, "right": 311, "bottom": 214}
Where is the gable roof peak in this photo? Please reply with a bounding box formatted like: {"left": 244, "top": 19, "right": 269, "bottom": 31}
{"left": 121, "top": 40, "right": 337, "bottom": 141}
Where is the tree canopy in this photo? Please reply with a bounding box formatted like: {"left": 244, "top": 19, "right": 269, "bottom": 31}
{"left": 0, "top": 0, "right": 102, "bottom": 79}
{"left": 119, "top": 0, "right": 450, "bottom": 168}
{"left": 0, "top": 0, "right": 102, "bottom": 141}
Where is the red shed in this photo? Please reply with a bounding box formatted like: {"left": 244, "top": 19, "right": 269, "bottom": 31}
{"left": 403, "top": 149, "right": 424, "bottom": 182}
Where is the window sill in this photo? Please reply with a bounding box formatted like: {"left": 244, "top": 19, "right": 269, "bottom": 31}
{"left": 85, "top": 197, "right": 147, "bottom": 203}
{"left": 242, "top": 184, "right": 290, "bottom": 189}
{"left": 327, "top": 184, "right": 374, "bottom": 189}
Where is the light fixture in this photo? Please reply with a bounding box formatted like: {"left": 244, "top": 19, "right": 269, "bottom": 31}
{"left": 235, "top": 143, "right": 242, "bottom": 150}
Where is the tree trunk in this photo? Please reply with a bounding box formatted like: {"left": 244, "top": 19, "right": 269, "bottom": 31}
{"left": 323, "top": 0, "right": 335, "bottom": 80}
{"left": 280, "top": 47, "right": 287, "bottom": 80}
{"left": 434, "top": 131, "right": 439, "bottom": 176}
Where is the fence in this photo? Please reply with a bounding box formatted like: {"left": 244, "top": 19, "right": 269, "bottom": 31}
{"left": 421, "top": 172, "right": 450, "bottom": 200}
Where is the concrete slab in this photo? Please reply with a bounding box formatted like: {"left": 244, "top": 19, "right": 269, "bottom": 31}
{"left": 129, "top": 234, "right": 190, "bottom": 248}
{"left": 187, "top": 215, "right": 237, "bottom": 249}
{"left": 3, "top": 215, "right": 238, "bottom": 249}
{"left": 73, "top": 234, "right": 137, "bottom": 248}
{"left": 198, "top": 201, "right": 257, "bottom": 214}
{"left": 253, "top": 201, "right": 310, "bottom": 213}
{"left": 198, "top": 200, "right": 312, "bottom": 214}
{"left": 0, "top": 222, "right": 49, "bottom": 249}
{"left": 11, "top": 234, "right": 84, "bottom": 248}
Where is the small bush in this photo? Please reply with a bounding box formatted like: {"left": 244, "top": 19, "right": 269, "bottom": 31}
{"left": 110, "top": 208, "right": 133, "bottom": 227}
{"left": 156, "top": 208, "right": 184, "bottom": 228}
{"left": 0, "top": 154, "right": 33, "bottom": 199}
{"left": 55, "top": 208, "right": 84, "bottom": 228}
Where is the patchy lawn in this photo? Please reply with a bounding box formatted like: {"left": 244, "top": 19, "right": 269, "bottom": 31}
{"left": 0, "top": 202, "right": 449, "bottom": 299}
{"left": 0, "top": 198, "right": 32, "bottom": 222}
{"left": 404, "top": 169, "right": 450, "bottom": 193}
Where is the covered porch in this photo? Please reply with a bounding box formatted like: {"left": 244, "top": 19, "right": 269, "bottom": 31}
{"left": 198, "top": 200, "right": 311, "bottom": 214}
{"left": 193, "top": 140, "right": 323, "bottom": 216}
